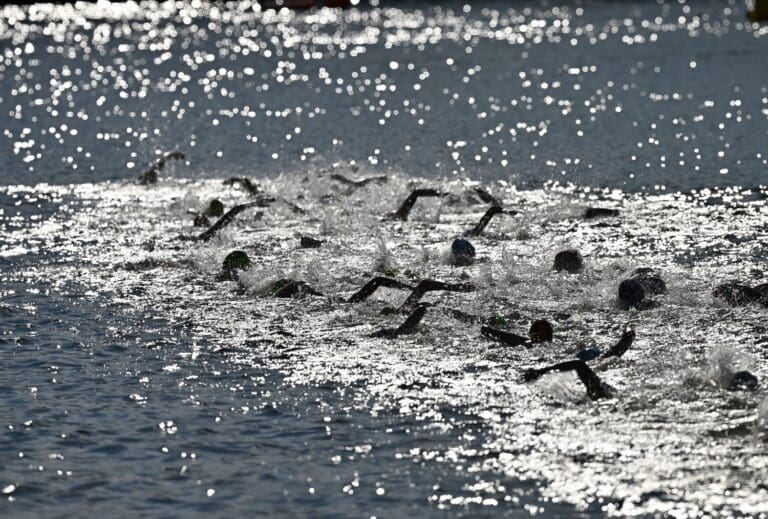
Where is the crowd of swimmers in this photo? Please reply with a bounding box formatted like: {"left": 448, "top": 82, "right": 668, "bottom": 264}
{"left": 137, "top": 153, "right": 763, "bottom": 401}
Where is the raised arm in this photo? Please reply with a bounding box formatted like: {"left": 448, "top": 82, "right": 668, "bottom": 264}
{"left": 601, "top": 326, "right": 635, "bottom": 359}
{"left": 391, "top": 189, "right": 443, "bottom": 221}
{"left": 464, "top": 206, "right": 516, "bottom": 237}
{"left": 198, "top": 202, "right": 261, "bottom": 241}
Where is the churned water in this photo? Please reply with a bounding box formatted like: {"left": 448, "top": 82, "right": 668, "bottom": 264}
{"left": 2, "top": 0, "right": 768, "bottom": 517}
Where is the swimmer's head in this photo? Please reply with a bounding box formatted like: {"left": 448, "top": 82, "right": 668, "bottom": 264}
{"left": 222, "top": 250, "right": 251, "bottom": 271}
{"left": 204, "top": 199, "right": 224, "bottom": 218}
{"left": 450, "top": 238, "right": 476, "bottom": 266}
{"left": 618, "top": 278, "right": 645, "bottom": 309}
{"left": 529, "top": 319, "right": 553, "bottom": 343}
{"left": 729, "top": 371, "right": 759, "bottom": 391}
{"left": 553, "top": 249, "right": 583, "bottom": 274}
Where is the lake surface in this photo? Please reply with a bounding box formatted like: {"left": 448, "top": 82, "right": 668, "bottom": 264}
{"left": 2, "top": 0, "right": 768, "bottom": 516}
{"left": 2, "top": 0, "right": 768, "bottom": 190}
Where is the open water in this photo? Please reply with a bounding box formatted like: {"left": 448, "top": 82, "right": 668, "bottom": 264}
{"left": 2, "top": 0, "right": 768, "bottom": 516}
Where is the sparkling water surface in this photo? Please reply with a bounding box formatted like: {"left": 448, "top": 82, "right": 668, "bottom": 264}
{"left": 1, "top": 0, "right": 767, "bottom": 189}
{"left": 2, "top": 0, "right": 768, "bottom": 517}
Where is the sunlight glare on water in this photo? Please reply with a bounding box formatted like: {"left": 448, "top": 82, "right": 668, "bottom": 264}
{"left": 1, "top": 0, "right": 767, "bottom": 189}
{"left": 2, "top": 173, "right": 768, "bottom": 515}
{"left": 2, "top": 0, "right": 768, "bottom": 517}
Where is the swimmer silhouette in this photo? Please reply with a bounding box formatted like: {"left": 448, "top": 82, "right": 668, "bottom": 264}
{"left": 390, "top": 189, "right": 444, "bottom": 220}
{"left": 400, "top": 279, "right": 475, "bottom": 311}
{"left": 370, "top": 304, "right": 428, "bottom": 338}
{"left": 193, "top": 200, "right": 224, "bottom": 226}
{"left": 204, "top": 200, "right": 224, "bottom": 217}
{"left": 618, "top": 278, "right": 646, "bottom": 310}
{"left": 346, "top": 277, "right": 414, "bottom": 303}
{"left": 216, "top": 250, "right": 251, "bottom": 282}
{"left": 463, "top": 206, "right": 518, "bottom": 237}
{"left": 138, "top": 150, "right": 185, "bottom": 185}
{"left": 729, "top": 371, "right": 759, "bottom": 390}
{"left": 523, "top": 360, "right": 611, "bottom": 400}
{"left": 449, "top": 238, "right": 476, "bottom": 266}
{"left": 481, "top": 319, "right": 554, "bottom": 347}
{"left": 198, "top": 201, "right": 266, "bottom": 241}
{"left": 601, "top": 326, "right": 635, "bottom": 359}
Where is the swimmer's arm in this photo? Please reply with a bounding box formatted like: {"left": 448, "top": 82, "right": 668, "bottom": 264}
{"left": 523, "top": 360, "right": 607, "bottom": 400}
{"left": 391, "top": 189, "right": 443, "bottom": 221}
{"left": 400, "top": 279, "right": 476, "bottom": 310}
{"left": 464, "top": 206, "right": 516, "bottom": 237}
{"left": 347, "top": 277, "right": 414, "bottom": 303}
{"left": 197, "top": 201, "right": 261, "bottom": 241}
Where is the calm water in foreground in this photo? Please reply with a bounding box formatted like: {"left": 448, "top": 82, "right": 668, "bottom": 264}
{"left": 2, "top": 0, "right": 768, "bottom": 516}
